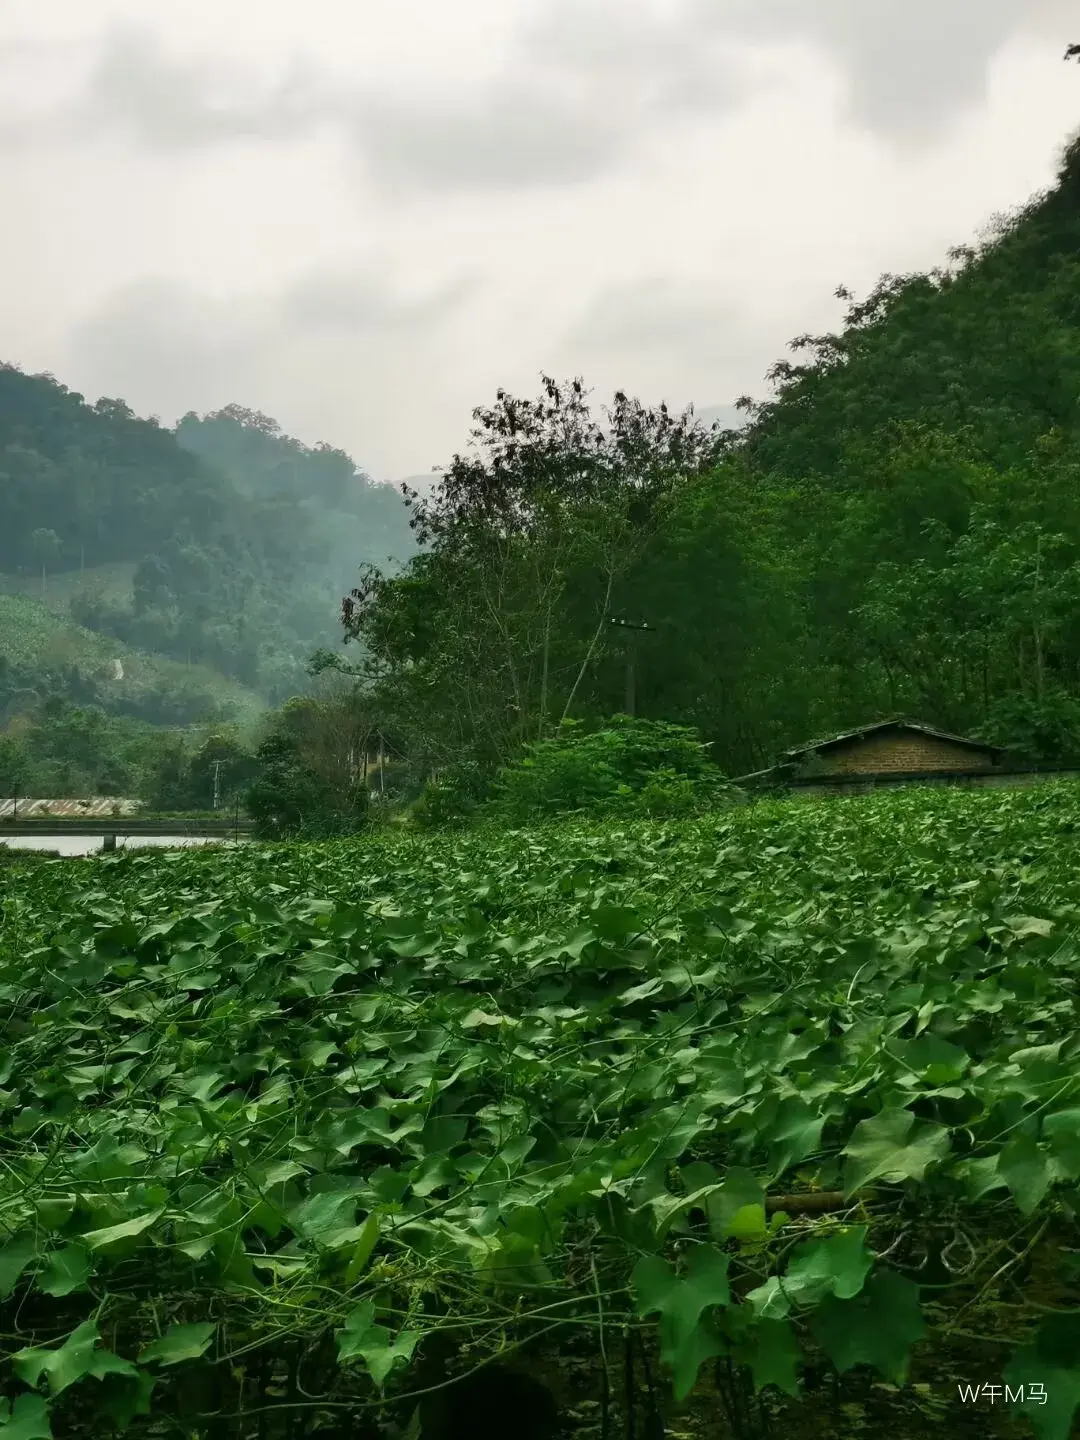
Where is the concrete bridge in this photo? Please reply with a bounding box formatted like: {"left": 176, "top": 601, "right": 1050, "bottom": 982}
{"left": 0, "top": 799, "right": 252, "bottom": 837}
{"left": 0, "top": 819, "right": 253, "bottom": 837}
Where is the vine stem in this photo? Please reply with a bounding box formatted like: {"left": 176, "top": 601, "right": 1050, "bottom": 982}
{"left": 586, "top": 1254, "right": 613, "bottom": 1440}
{"left": 944, "top": 1217, "right": 1051, "bottom": 1330}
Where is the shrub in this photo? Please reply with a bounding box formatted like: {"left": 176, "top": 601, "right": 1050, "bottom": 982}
{"left": 409, "top": 761, "right": 490, "bottom": 829}
{"left": 638, "top": 768, "right": 698, "bottom": 817}
{"left": 485, "top": 716, "right": 731, "bottom": 823}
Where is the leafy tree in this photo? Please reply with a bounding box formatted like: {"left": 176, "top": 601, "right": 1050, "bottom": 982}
{"left": 162, "top": 732, "right": 259, "bottom": 811}
{"left": 0, "top": 731, "right": 27, "bottom": 796}
{"left": 246, "top": 729, "right": 330, "bottom": 839}
{"left": 975, "top": 688, "right": 1080, "bottom": 765}
{"left": 132, "top": 555, "right": 172, "bottom": 616}
{"left": 146, "top": 740, "right": 194, "bottom": 812}
{"left": 245, "top": 696, "right": 369, "bottom": 838}
{"left": 342, "top": 378, "right": 723, "bottom": 771}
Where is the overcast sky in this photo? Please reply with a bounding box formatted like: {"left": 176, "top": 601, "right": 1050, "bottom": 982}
{"left": 1, "top": 1, "right": 1077, "bottom": 483}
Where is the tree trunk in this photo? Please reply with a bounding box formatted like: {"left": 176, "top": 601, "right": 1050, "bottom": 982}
{"left": 982, "top": 637, "right": 989, "bottom": 718}
{"left": 561, "top": 569, "right": 615, "bottom": 725}
{"left": 538, "top": 626, "right": 550, "bottom": 740}
{"left": 1033, "top": 534, "right": 1044, "bottom": 703}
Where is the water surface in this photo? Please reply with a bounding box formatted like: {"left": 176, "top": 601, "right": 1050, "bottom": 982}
{"left": 1, "top": 835, "right": 248, "bottom": 856}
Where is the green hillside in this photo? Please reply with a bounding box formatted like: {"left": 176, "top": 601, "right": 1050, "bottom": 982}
{"left": 0, "top": 588, "right": 268, "bottom": 802}
{"left": 0, "top": 561, "right": 138, "bottom": 613}
{"left": 0, "top": 592, "right": 265, "bottom": 728}
{"left": 0, "top": 370, "right": 416, "bottom": 708}
{"left": 0, "top": 367, "right": 416, "bottom": 798}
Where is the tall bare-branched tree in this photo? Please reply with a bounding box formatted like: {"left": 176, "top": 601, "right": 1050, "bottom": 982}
{"left": 341, "top": 378, "right": 724, "bottom": 769}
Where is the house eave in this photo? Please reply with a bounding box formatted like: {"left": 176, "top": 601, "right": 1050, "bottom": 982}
{"left": 780, "top": 717, "right": 1005, "bottom": 763}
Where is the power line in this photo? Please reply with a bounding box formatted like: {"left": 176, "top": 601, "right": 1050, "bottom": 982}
{"left": 607, "top": 617, "right": 656, "bottom": 633}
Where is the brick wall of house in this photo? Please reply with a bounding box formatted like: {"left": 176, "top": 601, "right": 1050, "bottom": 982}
{"left": 812, "top": 731, "right": 995, "bottom": 775}
{"left": 783, "top": 769, "right": 1080, "bottom": 798}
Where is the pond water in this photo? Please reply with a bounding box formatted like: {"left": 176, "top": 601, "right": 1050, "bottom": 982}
{"left": 0, "top": 835, "right": 248, "bottom": 856}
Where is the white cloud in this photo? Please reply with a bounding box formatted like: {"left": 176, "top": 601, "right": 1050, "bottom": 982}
{"left": 0, "top": 1, "right": 1075, "bottom": 481}
{"left": 79, "top": 28, "right": 331, "bottom": 149}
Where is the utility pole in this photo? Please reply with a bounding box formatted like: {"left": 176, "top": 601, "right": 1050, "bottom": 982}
{"left": 211, "top": 760, "right": 222, "bottom": 811}
{"left": 608, "top": 616, "right": 656, "bottom": 718}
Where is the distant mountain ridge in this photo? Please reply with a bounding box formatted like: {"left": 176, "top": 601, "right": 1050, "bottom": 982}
{"left": 0, "top": 369, "right": 416, "bottom": 711}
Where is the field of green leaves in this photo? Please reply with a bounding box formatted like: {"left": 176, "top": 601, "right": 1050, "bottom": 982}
{"left": 3, "top": 785, "right": 1080, "bottom": 1439}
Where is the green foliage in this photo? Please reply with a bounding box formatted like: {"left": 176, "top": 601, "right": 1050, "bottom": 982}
{"left": 633, "top": 1245, "right": 731, "bottom": 1399}
{"left": 638, "top": 767, "right": 699, "bottom": 817}
{"left": 335, "top": 1302, "right": 420, "bottom": 1390}
{"left": 0, "top": 369, "right": 414, "bottom": 711}
{"left": 0, "top": 700, "right": 194, "bottom": 802}
{"left": 245, "top": 700, "right": 368, "bottom": 838}
{"left": 408, "top": 761, "right": 489, "bottom": 829}
{"left": 245, "top": 733, "right": 333, "bottom": 838}
{"left": 808, "top": 1271, "right": 925, "bottom": 1385}
{"left": 1005, "top": 1313, "right": 1080, "bottom": 1440}
{"left": 339, "top": 138, "right": 1080, "bottom": 782}
{"left": 4, "top": 783, "right": 1080, "bottom": 1431}
{"left": 975, "top": 687, "right": 1080, "bottom": 765}
{"left": 486, "top": 716, "right": 730, "bottom": 822}
{"left": 144, "top": 730, "right": 258, "bottom": 814}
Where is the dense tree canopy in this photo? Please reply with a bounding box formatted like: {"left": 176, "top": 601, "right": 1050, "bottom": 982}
{"left": 341, "top": 129, "right": 1080, "bottom": 780}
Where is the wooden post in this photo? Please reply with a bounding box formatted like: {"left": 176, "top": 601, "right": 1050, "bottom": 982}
{"left": 102, "top": 833, "right": 117, "bottom": 852}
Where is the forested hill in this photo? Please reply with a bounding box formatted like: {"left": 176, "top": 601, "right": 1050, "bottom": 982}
{"left": 741, "top": 136, "right": 1080, "bottom": 479}
{"left": 174, "top": 404, "right": 414, "bottom": 569}
{"left": 0, "top": 370, "right": 416, "bottom": 711}
{"left": 342, "top": 128, "right": 1080, "bottom": 783}
{"left": 703, "top": 128, "right": 1080, "bottom": 763}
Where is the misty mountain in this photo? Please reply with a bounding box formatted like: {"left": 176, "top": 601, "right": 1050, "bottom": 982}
{"left": 0, "top": 369, "right": 417, "bottom": 711}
